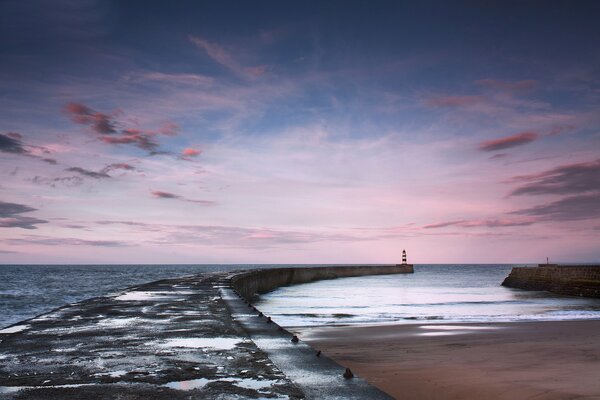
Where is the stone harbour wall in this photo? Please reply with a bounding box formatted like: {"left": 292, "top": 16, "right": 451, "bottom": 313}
{"left": 502, "top": 265, "right": 600, "bottom": 298}
{"left": 230, "top": 264, "right": 414, "bottom": 301}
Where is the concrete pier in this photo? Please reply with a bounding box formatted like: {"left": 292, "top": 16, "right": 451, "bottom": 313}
{"left": 502, "top": 264, "right": 600, "bottom": 298}
{"left": 0, "top": 265, "right": 413, "bottom": 399}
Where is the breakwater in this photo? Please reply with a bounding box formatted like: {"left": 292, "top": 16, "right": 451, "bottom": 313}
{"left": 231, "top": 264, "right": 414, "bottom": 300}
{"left": 502, "top": 264, "right": 600, "bottom": 298}
{"left": 0, "top": 265, "right": 412, "bottom": 399}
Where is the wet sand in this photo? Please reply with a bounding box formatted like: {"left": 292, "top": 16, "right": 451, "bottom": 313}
{"left": 296, "top": 320, "right": 600, "bottom": 400}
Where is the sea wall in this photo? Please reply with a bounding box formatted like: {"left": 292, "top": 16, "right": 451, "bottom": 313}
{"left": 230, "top": 264, "right": 414, "bottom": 300}
{"left": 502, "top": 265, "right": 600, "bottom": 298}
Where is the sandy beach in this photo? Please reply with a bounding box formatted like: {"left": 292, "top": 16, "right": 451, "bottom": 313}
{"left": 296, "top": 320, "right": 600, "bottom": 400}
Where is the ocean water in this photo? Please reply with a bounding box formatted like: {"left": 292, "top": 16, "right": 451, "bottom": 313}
{"left": 256, "top": 264, "right": 600, "bottom": 327}
{"left": 2, "top": 264, "right": 599, "bottom": 330}
{"left": 0, "top": 264, "right": 256, "bottom": 328}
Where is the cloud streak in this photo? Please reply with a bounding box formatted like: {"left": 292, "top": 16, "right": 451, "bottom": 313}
{"left": 508, "top": 159, "right": 600, "bottom": 196}
{"left": 65, "top": 167, "right": 111, "bottom": 179}
{"left": 5, "top": 236, "right": 130, "bottom": 247}
{"left": 423, "top": 218, "right": 535, "bottom": 229}
{"left": 150, "top": 190, "right": 216, "bottom": 206}
{"left": 0, "top": 201, "right": 48, "bottom": 229}
{"left": 511, "top": 193, "right": 600, "bottom": 222}
{"left": 479, "top": 132, "right": 539, "bottom": 152}
{"left": 189, "top": 35, "right": 267, "bottom": 79}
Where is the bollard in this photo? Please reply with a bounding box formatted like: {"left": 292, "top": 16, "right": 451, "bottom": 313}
{"left": 291, "top": 335, "right": 299, "bottom": 343}
{"left": 343, "top": 368, "right": 354, "bottom": 379}
{"left": 266, "top": 316, "right": 272, "bottom": 323}
{"left": 316, "top": 350, "right": 321, "bottom": 357}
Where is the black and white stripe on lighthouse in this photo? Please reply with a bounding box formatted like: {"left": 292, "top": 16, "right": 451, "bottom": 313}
{"left": 402, "top": 249, "right": 407, "bottom": 265}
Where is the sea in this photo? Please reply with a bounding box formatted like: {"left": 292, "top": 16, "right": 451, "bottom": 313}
{"left": 2, "top": 264, "right": 600, "bottom": 329}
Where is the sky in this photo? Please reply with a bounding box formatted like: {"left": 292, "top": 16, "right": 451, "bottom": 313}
{"left": 1, "top": 0, "right": 599, "bottom": 264}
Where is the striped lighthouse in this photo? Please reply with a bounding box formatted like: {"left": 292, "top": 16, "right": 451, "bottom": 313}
{"left": 402, "top": 249, "right": 407, "bottom": 265}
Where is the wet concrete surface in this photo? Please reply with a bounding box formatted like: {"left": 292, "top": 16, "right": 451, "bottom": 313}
{"left": 0, "top": 272, "right": 303, "bottom": 399}
{"left": 0, "top": 268, "right": 396, "bottom": 399}
{"left": 222, "top": 279, "right": 393, "bottom": 399}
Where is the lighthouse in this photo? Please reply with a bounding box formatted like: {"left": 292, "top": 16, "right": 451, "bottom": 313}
{"left": 402, "top": 249, "right": 407, "bottom": 265}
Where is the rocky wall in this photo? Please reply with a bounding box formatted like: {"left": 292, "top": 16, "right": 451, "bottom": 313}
{"left": 502, "top": 265, "right": 600, "bottom": 298}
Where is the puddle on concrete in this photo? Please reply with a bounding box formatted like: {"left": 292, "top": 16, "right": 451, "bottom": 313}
{"left": 164, "top": 377, "right": 211, "bottom": 390}
{"left": 0, "top": 325, "right": 29, "bottom": 334}
{"left": 157, "top": 338, "right": 245, "bottom": 350}
{"left": 229, "top": 377, "right": 278, "bottom": 390}
{"left": 163, "top": 377, "right": 278, "bottom": 392}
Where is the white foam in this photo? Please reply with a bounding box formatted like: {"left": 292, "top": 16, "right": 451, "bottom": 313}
{"left": 0, "top": 325, "right": 29, "bottom": 334}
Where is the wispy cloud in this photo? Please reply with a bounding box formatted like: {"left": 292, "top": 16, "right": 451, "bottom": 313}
{"left": 508, "top": 159, "right": 600, "bottom": 196}
{"left": 479, "top": 131, "right": 539, "bottom": 152}
{"left": 32, "top": 175, "right": 84, "bottom": 187}
{"left": 5, "top": 236, "right": 130, "bottom": 247}
{"left": 511, "top": 193, "right": 600, "bottom": 221}
{"left": 63, "top": 163, "right": 136, "bottom": 179}
{"left": 93, "top": 220, "right": 390, "bottom": 248}
{"left": 189, "top": 35, "right": 267, "bottom": 79}
{"left": 65, "top": 167, "right": 111, "bottom": 179}
{"left": 131, "top": 71, "right": 214, "bottom": 86}
{"left": 424, "top": 218, "right": 535, "bottom": 229}
{"left": 0, "top": 201, "right": 48, "bottom": 229}
{"left": 150, "top": 190, "right": 216, "bottom": 206}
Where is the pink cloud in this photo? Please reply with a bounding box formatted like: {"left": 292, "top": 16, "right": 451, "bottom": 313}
{"left": 102, "top": 134, "right": 158, "bottom": 151}
{"left": 64, "top": 102, "right": 178, "bottom": 153}
{"left": 64, "top": 102, "right": 117, "bottom": 134}
{"left": 479, "top": 131, "right": 539, "bottom": 152}
{"left": 182, "top": 147, "right": 202, "bottom": 158}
